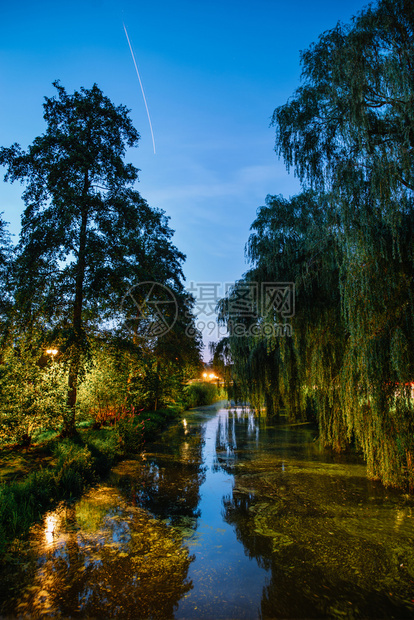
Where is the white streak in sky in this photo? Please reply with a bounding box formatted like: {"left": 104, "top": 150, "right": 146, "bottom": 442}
{"left": 123, "top": 23, "right": 156, "bottom": 154}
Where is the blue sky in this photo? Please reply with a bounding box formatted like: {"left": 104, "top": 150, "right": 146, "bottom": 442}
{"left": 1, "top": 0, "right": 369, "bottom": 355}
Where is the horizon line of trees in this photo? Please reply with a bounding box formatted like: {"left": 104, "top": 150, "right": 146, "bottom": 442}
{"left": 213, "top": 0, "right": 414, "bottom": 489}
{"left": 0, "top": 81, "right": 203, "bottom": 446}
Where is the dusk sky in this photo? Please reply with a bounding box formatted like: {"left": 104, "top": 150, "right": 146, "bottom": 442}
{"left": 1, "top": 0, "right": 369, "bottom": 355}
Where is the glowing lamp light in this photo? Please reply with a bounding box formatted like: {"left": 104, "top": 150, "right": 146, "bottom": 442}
{"left": 202, "top": 372, "right": 208, "bottom": 378}
{"left": 46, "top": 348, "right": 58, "bottom": 356}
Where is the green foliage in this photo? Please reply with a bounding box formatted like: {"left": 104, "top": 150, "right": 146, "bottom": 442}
{"left": 0, "top": 341, "right": 68, "bottom": 446}
{"left": 184, "top": 382, "right": 224, "bottom": 408}
{"left": 219, "top": 0, "right": 414, "bottom": 488}
{"left": 0, "top": 440, "right": 97, "bottom": 553}
{"left": 0, "top": 468, "right": 54, "bottom": 553}
{"left": 0, "top": 401, "right": 185, "bottom": 555}
{"left": 272, "top": 0, "right": 414, "bottom": 486}
{"left": 76, "top": 340, "right": 136, "bottom": 425}
{"left": 75, "top": 332, "right": 202, "bottom": 428}
{"left": 218, "top": 190, "right": 343, "bottom": 422}
{"left": 116, "top": 413, "right": 145, "bottom": 453}
{"left": 0, "top": 82, "right": 195, "bottom": 437}
{"left": 52, "top": 441, "right": 96, "bottom": 493}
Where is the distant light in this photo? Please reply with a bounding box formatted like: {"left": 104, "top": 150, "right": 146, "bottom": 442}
{"left": 203, "top": 372, "right": 208, "bottom": 378}
{"left": 46, "top": 348, "right": 58, "bottom": 356}
{"left": 209, "top": 373, "right": 216, "bottom": 379}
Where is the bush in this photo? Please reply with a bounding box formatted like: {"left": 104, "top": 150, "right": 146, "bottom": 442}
{"left": 0, "top": 345, "right": 68, "bottom": 447}
{"left": 184, "top": 382, "right": 224, "bottom": 408}
{"left": 83, "top": 429, "right": 122, "bottom": 475}
{"left": 117, "top": 416, "right": 145, "bottom": 453}
{"left": 53, "top": 441, "right": 96, "bottom": 494}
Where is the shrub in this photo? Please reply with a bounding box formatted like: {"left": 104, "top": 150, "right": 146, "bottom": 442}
{"left": 184, "top": 382, "right": 223, "bottom": 408}
{"left": 53, "top": 441, "right": 96, "bottom": 494}
{"left": 0, "top": 468, "right": 55, "bottom": 553}
{"left": 117, "top": 415, "right": 145, "bottom": 453}
{"left": 0, "top": 345, "right": 68, "bottom": 447}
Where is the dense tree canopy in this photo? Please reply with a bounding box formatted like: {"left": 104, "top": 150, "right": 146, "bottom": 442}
{"left": 0, "top": 82, "right": 201, "bottom": 438}
{"left": 218, "top": 0, "right": 414, "bottom": 488}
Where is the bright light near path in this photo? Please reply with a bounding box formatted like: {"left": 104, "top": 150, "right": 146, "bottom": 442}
{"left": 46, "top": 348, "right": 58, "bottom": 356}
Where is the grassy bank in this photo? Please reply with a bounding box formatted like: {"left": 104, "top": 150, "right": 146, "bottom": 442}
{"left": 0, "top": 382, "right": 227, "bottom": 556}
{"left": 0, "top": 406, "right": 181, "bottom": 556}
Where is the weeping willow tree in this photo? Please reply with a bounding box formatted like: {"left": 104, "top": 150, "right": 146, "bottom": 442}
{"left": 217, "top": 0, "right": 414, "bottom": 487}
{"left": 218, "top": 191, "right": 346, "bottom": 432}
{"left": 271, "top": 0, "right": 414, "bottom": 486}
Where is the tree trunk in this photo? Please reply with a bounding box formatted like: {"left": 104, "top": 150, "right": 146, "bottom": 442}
{"left": 62, "top": 184, "right": 89, "bottom": 438}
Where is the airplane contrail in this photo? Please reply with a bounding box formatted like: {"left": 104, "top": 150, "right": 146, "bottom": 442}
{"left": 123, "top": 23, "right": 156, "bottom": 155}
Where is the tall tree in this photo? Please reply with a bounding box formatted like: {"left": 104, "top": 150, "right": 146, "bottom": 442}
{"left": 0, "top": 214, "right": 12, "bottom": 343}
{"left": 0, "top": 82, "right": 188, "bottom": 436}
{"left": 272, "top": 0, "right": 414, "bottom": 485}
{"left": 218, "top": 191, "right": 343, "bottom": 428}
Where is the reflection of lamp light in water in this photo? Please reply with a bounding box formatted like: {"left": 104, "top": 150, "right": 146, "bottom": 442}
{"left": 45, "top": 513, "right": 59, "bottom": 544}
{"left": 183, "top": 418, "right": 188, "bottom": 434}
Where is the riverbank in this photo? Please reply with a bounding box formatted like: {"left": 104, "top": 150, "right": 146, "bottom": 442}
{"left": 0, "top": 405, "right": 183, "bottom": 557}
{"left": 0, "top": 392, "right": 229, "bottom": 560}
{"left": 0, "top": 379, "right": 228, "bottom": 558}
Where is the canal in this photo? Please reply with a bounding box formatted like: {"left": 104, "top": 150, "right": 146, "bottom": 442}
{"left": 1, "top": 405, "right": 414, "bottom": 618}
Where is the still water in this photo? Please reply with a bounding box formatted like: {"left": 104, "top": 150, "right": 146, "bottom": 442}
{"left": 1, "top": 405, "right": 414, "bottom": 619}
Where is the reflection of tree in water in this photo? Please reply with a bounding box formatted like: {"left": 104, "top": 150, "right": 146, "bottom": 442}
{"left": 2, "top": 419, "right": 207, "bottom": 617}
{"left": 219, "top": 411, "right": 414, "bottom": 619}
{"left": 213, "top": 408, "right": 259, "bottom": 473}
{"left": 214, "top": 408, "right": 321, "bottom": 475}
{"left": 3, "top": 487, "right": 193, "bottom": 619}
{"left": 113, "top": 420, "right": 206, "bottom": 528}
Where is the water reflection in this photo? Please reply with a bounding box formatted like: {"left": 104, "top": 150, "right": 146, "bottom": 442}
{"left": 2, "top": 407, "right": 414, "bottom": 619}
{"left": 111, "top": 417, "right": 206, "bottom": 533}
{"left": 1, "top": 487, "right": 193, "bottom": 618}
{"left": 219, "top": 410, "right": 414, "bottom": 619}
